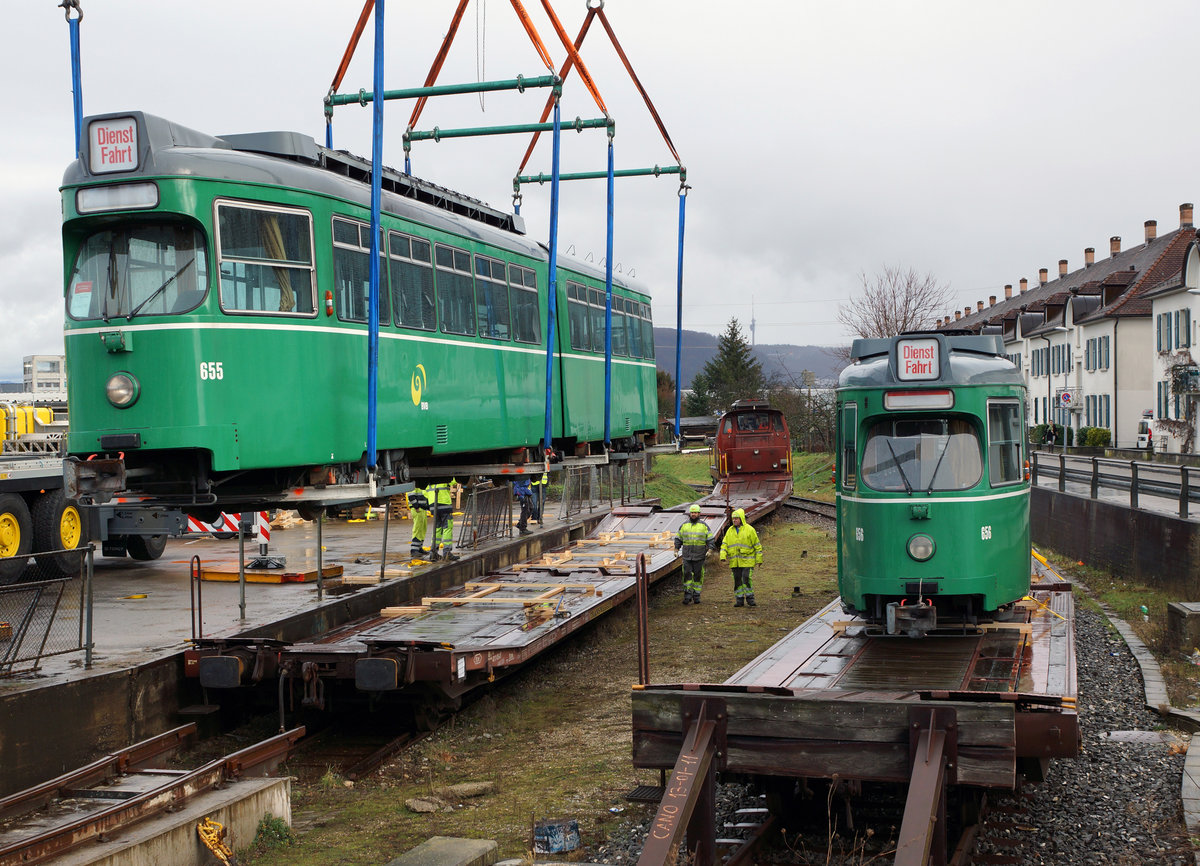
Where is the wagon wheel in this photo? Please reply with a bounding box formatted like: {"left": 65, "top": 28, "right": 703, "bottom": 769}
{"left": 32, "top": 489, "right": 89, "bottom": 577}
{"left": 0, "top": 494, "right": 33, "bottom": 584}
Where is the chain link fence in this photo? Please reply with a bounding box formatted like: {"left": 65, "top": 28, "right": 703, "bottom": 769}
{"left": 0, "top": 546, "right": 92, "bottom": 677}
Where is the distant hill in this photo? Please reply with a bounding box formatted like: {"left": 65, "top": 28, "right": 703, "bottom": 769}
{"left": 653, "top": 327, "right": 842, "bottom": 389}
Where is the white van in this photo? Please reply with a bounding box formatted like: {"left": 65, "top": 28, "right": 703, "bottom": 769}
{"left": 1136, "top": 413, "right": 1153, "bottom": 449}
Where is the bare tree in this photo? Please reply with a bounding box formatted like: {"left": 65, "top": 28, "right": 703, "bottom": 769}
{"left": 833, "top": 266, "right": 955, "bottom": 360}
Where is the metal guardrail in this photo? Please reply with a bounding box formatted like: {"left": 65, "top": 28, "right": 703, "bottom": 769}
{"left": 559, "top": 459, "right": 648, "bottom": 519}
{"left": 1031, "top": 450, "right": 1198, "bottom": 518}
{"left": 456, "top": 483, "right": 515, "bottom": 550}
{"left": 0, "top": 546, "right": 94, "bottom": 676}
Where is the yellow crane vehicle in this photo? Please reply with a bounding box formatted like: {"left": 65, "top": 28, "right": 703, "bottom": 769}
{"left": 0, "top": 402, "right": 179, "bottom": 583}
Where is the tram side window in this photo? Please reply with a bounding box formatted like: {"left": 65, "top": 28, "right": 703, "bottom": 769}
{"left": 435, "top": 244, "right": 475, "bottom": 336}
{"left": 216, "top": 203, "right": 315, "bottom": 315}
{"left": 987, "top": 400, "right": 1023, "bottom": 486}
{"left": 624, "top": 298, "right": 643, "bottom": 358}
{"left": 509, "top": 264, "right": 540, "bottom": 344}
{"left": 332, "top": 218, "right": 389, "bottom": 324}
{"left": 566, "top": 282, "right": 591, "bottom": 351}
{"left": 586, "top": 288, "right": 606, "bottom": 353}
{"left": 610, "top": 292, "right": 629, "bottom": 356}
{"left": 474, "top": 255, "right": 510, "bottom": 340}
{"left": 840, "top": 404, "right": 857, "bottom": 489}
{"left": 640, "top": 303, "right": 655, "bottom": 360}
{"left": 388, "top": 232, "right": 435, "bottom": 331}
{"left": 68, "top": 222, "right": 209, "bottom": 320}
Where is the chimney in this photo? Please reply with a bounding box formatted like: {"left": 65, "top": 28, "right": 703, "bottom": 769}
{"left": 1019, "top": 277, "right": 1029, "bottom": 294}
{"left": 1145, "top": 220, "right": 1157, "bottom": 243}
{"left": 976, "top": 301, "right": 984, "bottom": 313}
{"left": 1004, "top": 284, "right": 1013, "bottom": 300}
{"left": 1039, "top": 268, "right": 1048, "bottom": 285}
{"left": 1182, "top": 203, "right": 1194, "bottom": 228}
{"left": 963, "top": 306, "right": 971, "bottom": 317}
{"left": 989, "top": 295, "right": 997, "bottom": 307}
{"left": 1085, "top": 247, "right": 1095, "bottom": 267}
{"left": 1059, "top": 259, "right": 1069, "bottom": 277}
{"left": 1110, "top": 236, "right": 1121, "bottom": 257}
{"left": 954, "top": 310, "right": 961, "bottom": 321}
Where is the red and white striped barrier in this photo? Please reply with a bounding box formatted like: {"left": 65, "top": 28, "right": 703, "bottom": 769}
{"left": 186, "top": 511, "right": 269, "bottom": 544}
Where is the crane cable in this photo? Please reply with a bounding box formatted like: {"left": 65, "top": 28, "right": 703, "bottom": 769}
{"left": 514, "top": 5, "right": 598, "bottom": 176}
{"left": 406, "top": 0, "right": 473, "bottom": 133}
{"left": 327, "top": 0, "right": 375, "bottom": 100}
{"left": 594, "top": 5, "right": 679, "bottom": 165}
{"left": 536, "top": 0, "right": 607, "bottom": 116}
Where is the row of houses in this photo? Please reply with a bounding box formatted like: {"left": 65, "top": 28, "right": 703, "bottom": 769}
{"left": 938, "top": 203, "right": 1200, "bottom": 453}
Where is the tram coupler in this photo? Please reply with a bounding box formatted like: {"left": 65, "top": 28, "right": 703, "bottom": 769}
{"left": 887, "top": 599, "right": 937, "bottom": 638}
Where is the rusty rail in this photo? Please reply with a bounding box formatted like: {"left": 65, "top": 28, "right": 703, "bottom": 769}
{"left": 636, "top": 699, "right": 724, "bottom": 866}
{"left": 0, "top": 726, "right": 304, "bottom": 865}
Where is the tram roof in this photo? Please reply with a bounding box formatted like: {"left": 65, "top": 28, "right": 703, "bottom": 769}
{"left": 839, "top": 332, "right": 1022, "bottom": 389}
{"left": 62, "top": 111, "right": 645, "bottom": 296}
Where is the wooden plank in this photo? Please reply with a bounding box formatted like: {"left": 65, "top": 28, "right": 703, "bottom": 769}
{"left": 631, "top": 691, "right": 1015, "bottom": 748}
{"left": 422, "top": 595, "right": 560, "bottom": 607}
{"left": 465, "top": 582, "right": 598, "bottom": 593}
{"left": 632, "top": 732, "right": 1015, "bottom": 788}
{"left": 380, "top": 606, "right": 429, "bottom": 617}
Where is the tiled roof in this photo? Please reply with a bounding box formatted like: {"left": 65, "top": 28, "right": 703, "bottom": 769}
{"left": 947, "top": 224, "right": 1197, "bottom": 333}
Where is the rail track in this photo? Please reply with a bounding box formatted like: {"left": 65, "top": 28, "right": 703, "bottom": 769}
{"left": 781, "top": 494, "right": 836, "bottom": 520}
{"left": 0, "top": 724, "right": 303, "bottom": 865}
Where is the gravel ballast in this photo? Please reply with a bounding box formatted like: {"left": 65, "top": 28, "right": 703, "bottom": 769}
{"left": 586, "top": 603, "right": 1194, "bottom": 864}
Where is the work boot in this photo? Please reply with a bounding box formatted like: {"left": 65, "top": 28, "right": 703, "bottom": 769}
{"left": 683, "top": 592, "right": 692, "bottom": 605}
{"left": 429, "top": 550, "right": 440, "bottom": 562}
{"left": 444, "top": 551, "right": 460, "bottom": 562}
{"left": 693, "top": 593, "right": 701, "bottom": 605}
{"left": 734, "top": 597, "right": 745, "bottom": 607}
{"left": 747, "top": 595, "right": 757, "bottom": 607}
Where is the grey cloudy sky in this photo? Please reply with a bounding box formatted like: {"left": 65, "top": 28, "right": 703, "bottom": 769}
{"left": 3, "top": 0, "right": 1199, "bottom": 380}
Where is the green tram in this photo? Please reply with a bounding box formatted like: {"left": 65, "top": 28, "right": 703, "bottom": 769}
{"left": 61, "top": 112, "right": 658, "bottom": 515}
{"left": 835, "top": 334, "right": 1029, "bottom": 637}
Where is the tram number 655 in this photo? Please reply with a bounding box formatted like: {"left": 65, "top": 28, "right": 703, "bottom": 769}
{"left": 980, "top": 525, "right": 993, "bottom": 541}
{"left": 199, "top": 361, "right": 224, "bottom": 381}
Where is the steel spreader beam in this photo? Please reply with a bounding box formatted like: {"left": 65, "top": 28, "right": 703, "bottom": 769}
{"left": 405, "top": 116, "right": 611, "bottom": 143}
{"left": 327, "top": 74, "right": 558, "bottom": 107}
{"left": 516, "top": 164, "right": 684, "bottom": 185}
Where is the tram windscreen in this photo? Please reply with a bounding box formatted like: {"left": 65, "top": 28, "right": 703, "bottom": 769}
{"left": 68, "top": 223, "right": 208, "bottom": 320}
{"left": 861, "top": 417, "right": 981, "bottom": 492}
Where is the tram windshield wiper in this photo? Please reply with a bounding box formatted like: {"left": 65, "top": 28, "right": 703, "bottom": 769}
{"left": 885, "top": 439, "right": 913, "bottom": 494}
{"left": 925, "top": 435, "right": 951, "bottom": 495}
{"left": 126, "top": 257, "right": 195, "bottom": 320}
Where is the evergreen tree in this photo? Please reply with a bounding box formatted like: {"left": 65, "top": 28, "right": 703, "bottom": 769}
{"left": 686, "top": 318, "right": 765, "bottom": 415}
{"left": 656, "top": 370, "right": 676, "bottom": 420}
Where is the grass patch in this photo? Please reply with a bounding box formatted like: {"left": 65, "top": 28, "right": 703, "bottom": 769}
{"left": 245, "top": 515, "right": 838, "bottom": 864}
{"left": 792, "top": 452, "right": 835, "bottom": 501}
{"left": 1038, "top": 546, "right": 1200, "bottom": 707}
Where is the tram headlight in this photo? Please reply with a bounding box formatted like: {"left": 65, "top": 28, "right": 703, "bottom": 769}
{"left": 907, "top": 533, "right": 935, "bottom": 562}
{"left": 105, "top": 372, "right": 140, "bottom": 408}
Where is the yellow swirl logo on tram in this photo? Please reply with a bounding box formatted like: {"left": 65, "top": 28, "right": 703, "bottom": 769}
{"left": 411, "top": 364, "right": 427, "bottom": 406}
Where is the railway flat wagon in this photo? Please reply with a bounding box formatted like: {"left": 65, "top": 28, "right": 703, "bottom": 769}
{"left": 61, "top": 112, "right": 658, "bottom": 517}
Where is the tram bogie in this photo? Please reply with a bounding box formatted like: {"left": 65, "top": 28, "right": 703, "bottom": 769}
{"left": 836, "top": 334, "right": 1030, "bottom": 636}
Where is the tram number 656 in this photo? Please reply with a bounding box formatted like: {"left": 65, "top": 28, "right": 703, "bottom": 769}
{"left": 980, "top": 525, "right": 993, "bottom": 541}
{"left": 199, "top": 361, "right": 224, "bottom": 381}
